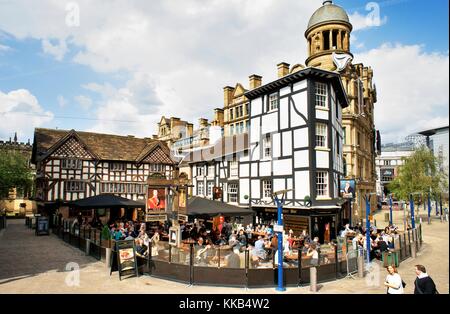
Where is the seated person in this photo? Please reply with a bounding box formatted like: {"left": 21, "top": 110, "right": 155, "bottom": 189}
{"left": 252, "top": 236, "right": 267, "bottom": 260}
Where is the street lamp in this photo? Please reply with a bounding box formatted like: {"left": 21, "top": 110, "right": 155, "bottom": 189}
{"left": 272, "top": 189, "right": 292, "bottom": 292}
{"left": 388, "top": 194, "right": 393, "bottom": 226}
{"left": 409, "top": 192, "right": 422, "bottom": 229}
{"left": 364, "top": 193, "right": 377, "bottom": 265}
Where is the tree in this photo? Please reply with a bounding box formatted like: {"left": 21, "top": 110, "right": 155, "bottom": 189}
{"left": 0, "top": 151, "right": 34, "bottom": 198}
{"left": 388, "top": 147, "right": 448, "bottom": 202}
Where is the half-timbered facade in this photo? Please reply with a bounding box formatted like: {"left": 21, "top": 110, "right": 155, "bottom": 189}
{"left": 245, "top": 67, "right": 348, "bottom": 237}
{"left": 183, "top": 133, "right": 249, "bottom": 207}
{"left": 186, "top": 67, "right": 349, "bottom": 241}
{"left": 32, "top": 129, "right": 175, "bottom": 208}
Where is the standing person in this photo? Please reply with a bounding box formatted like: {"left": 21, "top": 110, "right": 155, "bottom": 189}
{"left": 384, "top": 265, "right": 404, "bottom": 294}
{"left": 414, "top": 265, "right": 438, "bottom": 294}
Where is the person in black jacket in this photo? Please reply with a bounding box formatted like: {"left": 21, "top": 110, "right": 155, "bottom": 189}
{"left": 414, "top": 265, "right": 438, "bottom": 294}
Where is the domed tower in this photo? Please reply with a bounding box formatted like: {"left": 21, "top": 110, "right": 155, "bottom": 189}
{"left": 305, "top": 0, "right": 353, "bottom": 71}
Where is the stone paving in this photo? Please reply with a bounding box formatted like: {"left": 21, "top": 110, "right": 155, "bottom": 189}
{"left": 0, "top": 209, "right": 447, "bottom": 294}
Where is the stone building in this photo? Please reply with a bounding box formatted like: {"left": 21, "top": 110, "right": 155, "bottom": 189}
{"left": 375, "top": 142, "right": 415, "bottom": 198}
{"left": 304, "top": 0, "right": 379, "bottom": 220}
{"left": 0, "top": 132, "right": 36, "bottom": 216}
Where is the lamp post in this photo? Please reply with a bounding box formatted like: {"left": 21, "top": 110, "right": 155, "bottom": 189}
{"left": 389, "top": 194, "right": 393, "bottom": 226}
{"left": 427, "top": 192, "right": 431, "bottom": 224}
{"left": 272, "top": 189, "right": 292, "bottom": 292}
{"left": 409, "top": 194, "right": 416, "bottom": 229}
{"left": 365, "top": 195, "right": 371, "bottom": 265}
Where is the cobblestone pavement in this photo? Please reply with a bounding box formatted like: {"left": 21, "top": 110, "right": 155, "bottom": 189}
{"left": 0, "top": 210, "right": 447, "bottom": 294}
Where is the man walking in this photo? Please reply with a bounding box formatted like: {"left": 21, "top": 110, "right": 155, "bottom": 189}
{"left": 414, "top": 265, "right": 438, "bottom": 294}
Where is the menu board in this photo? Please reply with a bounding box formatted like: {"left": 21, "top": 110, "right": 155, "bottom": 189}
{"left": 35, "top": 216, "right": 50, "bottom": 236}
{"left": 111, "top": 240, "right": 138, "bottom": 281}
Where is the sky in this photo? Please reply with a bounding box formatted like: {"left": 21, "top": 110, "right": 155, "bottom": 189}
{"left": 0, "top": 0, "right": 448, "bottom": 144}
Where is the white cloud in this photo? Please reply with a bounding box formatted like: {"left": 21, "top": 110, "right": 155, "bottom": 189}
{"left": 1, "top": 0, "right": 447, "bottom": 146}
{"left": 0, "top": 43, "right": 11, "bottom": 52}
{"left": 57, "top": 95, "right": 67, "bottom": 107}
{"left": 42, "top": 38, "right": 68, "bottom": 61}
{"left": 0, "top": 89, "right": 54, "bottom": 141}
{"left": 74, "top": 95, "right": 93, "bottom": 110}
{"left": 349, "top": 7, "right": 388, "bottom": 32}
{"left": 355, "top": 44, "right": 449, "bottom": 143}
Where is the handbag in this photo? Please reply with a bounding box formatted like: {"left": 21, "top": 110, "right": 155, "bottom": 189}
{"left": 402, "top": 280, "right": 406, "bottom": 288}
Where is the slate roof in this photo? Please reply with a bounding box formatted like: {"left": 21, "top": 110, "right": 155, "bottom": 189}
{"left": 182, "top": 133, "right": 249, "bottom": 164}
{"left": 32, "top": 128, "right": 175, "bottom": 164}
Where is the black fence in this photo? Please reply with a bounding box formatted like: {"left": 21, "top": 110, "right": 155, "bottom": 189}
{"left": 52, "top": 217, "right": 104, "bottom": 261}
{"left": 395, "top": 225, "right": 423, "bottom": 262}
{"left": 134, "top": 240, "right": 354, "bottom": 288}
{"left": 0, "top": 214, "right": 6, "bottom": 231}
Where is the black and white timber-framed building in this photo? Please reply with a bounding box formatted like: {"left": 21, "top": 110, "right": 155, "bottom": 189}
{"left": 184, "top": 67, "right": 349, "bottom": 242}
{"left": 31, "top": 128, "right": 175, "bottom": 217}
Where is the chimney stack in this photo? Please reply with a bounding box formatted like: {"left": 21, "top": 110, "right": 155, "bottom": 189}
{"left": 199, "top": 118, "right": 209, "bottom": 129}
{"left": 249, "top": 74, "right": 262, "bottom": 90}
{"left": 277, "top": 62, "right": 290, "bottom": 78}
{"left": 223, "top": 86, "right": 234, "bottom": 106}
{"left": 187, "top": 123, "right": 194, "bottom": 137}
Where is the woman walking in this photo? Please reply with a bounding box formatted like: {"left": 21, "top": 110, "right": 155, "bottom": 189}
{"left": 384, "top": 265, "right": 404, "bottom": 294}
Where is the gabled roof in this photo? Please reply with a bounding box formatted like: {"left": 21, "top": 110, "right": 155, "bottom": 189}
{"left": 233, "top": 83, "right": 247, "bottom": 97}
{"left": 187, "top": 197, "right": 254, "bottom": 216}
{"left": 182, "top": 133, "right": 248, "bottom": 164}
{"left": 32, "top": 128, "right": 175, "bottom": 164}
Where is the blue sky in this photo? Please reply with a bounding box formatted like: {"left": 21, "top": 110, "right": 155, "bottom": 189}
{"left": 0, "top": 0, "right": 448, "bottom": 144}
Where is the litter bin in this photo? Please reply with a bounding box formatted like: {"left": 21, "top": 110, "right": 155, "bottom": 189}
{"left": 385, "top": 213, "right": 390, "bottom": 222}
{"left": 382, "top": 250, "right": 399, "bottom": 267}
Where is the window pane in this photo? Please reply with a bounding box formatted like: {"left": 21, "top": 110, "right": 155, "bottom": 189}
{"left": 315, "top": 82, "right": 327, "bottom": 107}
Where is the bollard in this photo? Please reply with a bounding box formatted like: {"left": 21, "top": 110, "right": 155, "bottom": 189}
{"left": 309, "top": 267, "right": 317, "bottom": 292}
{"left": 85, "top": 239, "right": 91, "bottom": 256}
{"left": 105, "top": 248, "right": 111, "bottom": 268}
{"left": 357, "top": 255, "right": 364, "bottom": 278}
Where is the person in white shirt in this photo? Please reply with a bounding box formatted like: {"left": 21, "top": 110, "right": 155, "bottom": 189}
{"left": 384, "top": 265, "right": 404, "bottom": 294}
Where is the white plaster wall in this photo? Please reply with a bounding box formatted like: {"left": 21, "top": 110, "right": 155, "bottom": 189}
{"left": 316, "top": 109, "right": 328, "bottom": 120}
{"left": 273, "top": 133, "right": 281, "bottom": 158}
{"left": 273, "top": 179, "right": 285, "bottom": 194}
{"left": 293, "top": 80, "right": 307, "bottom": 92}
{"left": 279, "top": 97, "right": 289, "bottom": 130}
{"left": 280, "top": 86, "right": 291, "bottom": 97}
{"left": 273, "top": 158, "right": 292, "bottom": 176}
{"left": 250, "top": 118, "right": 261, "bottom": 143}
{"left": 239, "top": 163, "right": 249, "bottom": 177}
{"left": 293, "top": 128, "right": 309, "bottom": 148}
{"left": 282, "top": 131, "right": 292, "bottom": 157}
{"left": 250, "top": 143, "right": 260, "bottom": 161}
{"left": 251, "top": 179, "right": 260, "bottom": 198}
{"left": 251, "top": 97, "right": 262, "bottom": 116}
{"left": 287, "top": 178, "right": 293, "bottom": 199}
{"left": 294, "top": 150, "right": 309, "bottom": 168}
{"left": 295, "top": 171, "right": 310, "bottom": 199}
{"left": 261, "top": 112, "right": 278, "bottom": 134}
{"left": 291, "top": 91, "right": 308, "bottom": 128}
{"left": 240, "top": 179, "right": 250, "bottom": 204}
{"left": 259, "top": 161, "right": 271, "bottom": 177}
{"left": 316, "top": 151, "right": 329, "bottom": 169}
